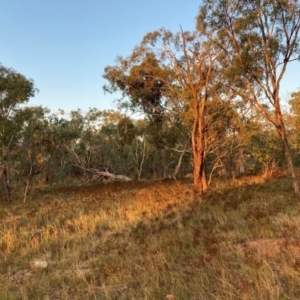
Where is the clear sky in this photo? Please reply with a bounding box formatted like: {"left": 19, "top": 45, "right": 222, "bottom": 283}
{"left": 1, "top": 0, "right": 299, "bottom": 114}
{"left": 0, "top": 0, "right": 202, "bottom": 113}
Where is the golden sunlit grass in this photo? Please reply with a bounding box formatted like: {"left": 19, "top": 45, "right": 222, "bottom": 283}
{"left": 1, "top": 175, "right": 300, "bottom": 299}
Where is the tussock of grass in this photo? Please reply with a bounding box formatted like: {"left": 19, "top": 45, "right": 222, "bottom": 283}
{"left": 1, "top": 176, "right": 300, "bottom": 299}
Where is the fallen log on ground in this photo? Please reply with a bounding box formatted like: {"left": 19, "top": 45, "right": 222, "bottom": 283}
{"left": 73, "top": 166, "right": 133, "bottom": 182}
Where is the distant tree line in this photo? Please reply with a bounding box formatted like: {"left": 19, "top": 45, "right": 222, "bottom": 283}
{"left": 1, "top": 0, "right": 300, "bottom": 201}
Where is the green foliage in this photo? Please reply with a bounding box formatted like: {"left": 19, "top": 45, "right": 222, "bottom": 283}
{"left": 3, "top": 3, "right": 300, "bottom": 200}
{"left": 197, "top": 0, "right": 300, "bottom": 196}
{"left": 0, "top": 64, "right": 37, "bottom": 202}
{"left": 290, "top": 90, "right": 300, "bottom": 123}
{"left": 288, "top": 89, "right": 300, "bottom": 163}
{"left": 197, "top": 0, "right": 300, "bottom": 110}
{"left": 104, "top": 49, "right": 179, "bottom": 178}
{"left": 0, "top": 65, "right": 36, "bottom": 144}
{"left": 0, "top": 65, "right": 36, "bottom": 108}
{"left": 103, "top": 52, "right": 174, "bottom": 122}
{"left": 117, "top": 116, "right": 135, "bottom": 145}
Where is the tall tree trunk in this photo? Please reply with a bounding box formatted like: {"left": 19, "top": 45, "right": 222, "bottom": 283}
{"left": 193, "top": 147, "right": 206, "bottom": 195}
{"left": 237, "top": 145, "right": 246, "bottom": 175}
{"left": 277, "top": 123, "right": 300, "bottom": 197}
{"left": 153, "top": 119, "right": 164, "bottom": 179}
{"left": 23, "top": 164, "right": 33, "bottom": 203}
{"left": 173, "top": 141, "right": 189, "bottom": 179}
{"left": 2, "top": 167, "right": 11, "bottom": 202}
{"left": 202, "top": 163, "right": 208, "bottom": 191}
{"left": 157, "top": 147, "right": 164, "bottom": 179}
{"left": 192, "top": 99, "right": 207, "bottom": 195}
{"left": 136, "top": 139, "right": 147, "bottom": 181}
{"left": 45, "top": 156, "right": 52, "bottom": 184}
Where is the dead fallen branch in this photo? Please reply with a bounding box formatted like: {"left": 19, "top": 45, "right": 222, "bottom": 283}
{"left": 74, "top": 166, "right": 133, "bottom": 182}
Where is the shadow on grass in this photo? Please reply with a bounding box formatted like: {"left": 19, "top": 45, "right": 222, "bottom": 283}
{"left": 0, "top": 175, "right": 300, "bottom": 299}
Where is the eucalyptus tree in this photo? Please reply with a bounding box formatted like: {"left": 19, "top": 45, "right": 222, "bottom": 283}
{"left": 0, "top": 65, "right": 36, "bottom": 202}
{"left": 132, "top": 28, "right": 233, "bottom": 194}
{"left": 103, "top": 51, "right": 175, "bottom": 178}
{"left": 198, "top": 0, "right": 300, "bottom": 196}
{"left": 18, "top": 106, "right": 50, "bottom": 201}
{"left": 131, "top": 118, "right": 154, "bottom": 180}
{"left": 63, "top": 109, "right": 135, "bottom": 180}
{"left": 204, "top": 97, "right": 243, "bottom": 180}
{"left": 117, "top": 116, "right": 136, "bottom": 146}
{"left": 37, "top": 110, "right": 85, "bottom": 184}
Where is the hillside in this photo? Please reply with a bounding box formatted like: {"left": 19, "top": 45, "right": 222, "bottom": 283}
{"left": 1, "top": 175, "right": 300, "bottom": 299}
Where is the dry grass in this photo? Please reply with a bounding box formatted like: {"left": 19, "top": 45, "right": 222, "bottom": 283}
{"left": 1, "top": 175, "right": 300, "bottom": 299}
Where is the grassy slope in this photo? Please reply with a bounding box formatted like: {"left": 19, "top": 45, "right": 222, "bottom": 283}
{"left": 0, "top": 175, "right": 300, "bottom": 299}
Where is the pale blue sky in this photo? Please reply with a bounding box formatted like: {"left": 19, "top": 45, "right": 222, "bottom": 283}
{"left": 0, "top": 0, "right": 201, "bottom": 113}
{"left": 1, "top": 0, "right": 299, "bottom": 113}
